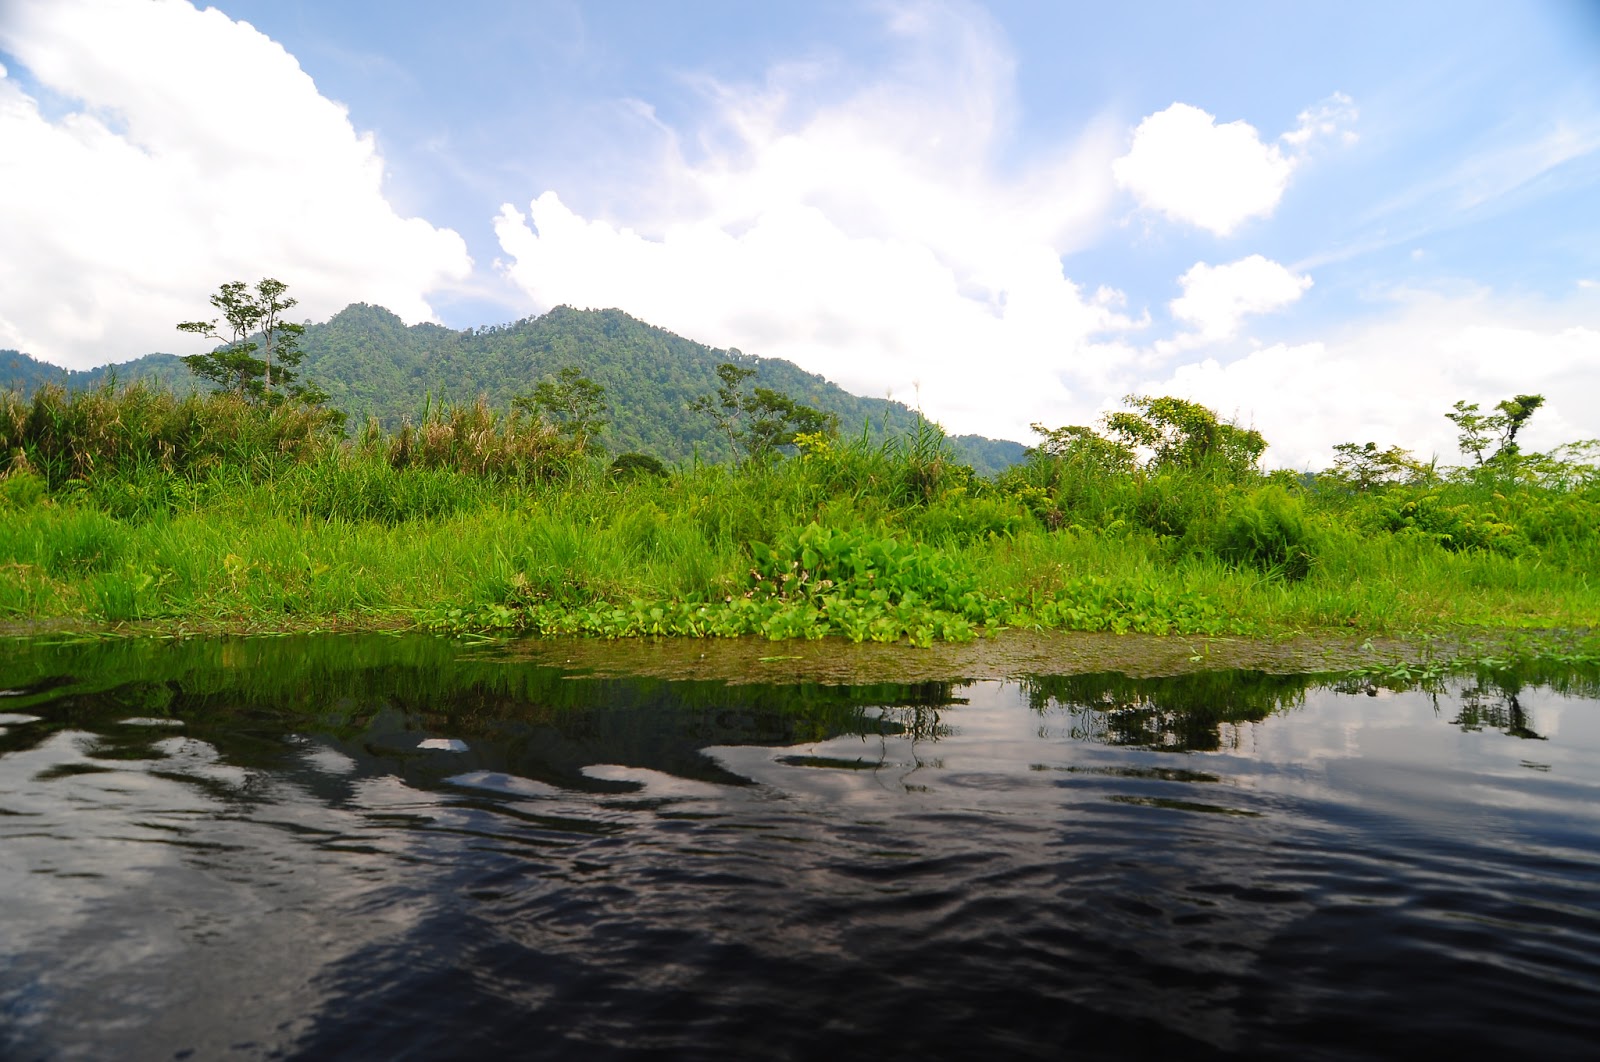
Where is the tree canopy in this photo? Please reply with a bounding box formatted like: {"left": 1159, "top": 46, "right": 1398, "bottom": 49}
{"left": 176, "top": 278, "right": 325, "bottom": 406}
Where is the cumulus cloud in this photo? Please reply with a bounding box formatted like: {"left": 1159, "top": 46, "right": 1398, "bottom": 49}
{"left": 1112, "top": 104, "right": 1292, "bottom": 235}
{"left": 1169, "top": 255, "right": 1312, "bottom": 341}
{"left": 1113, "top": 96, "right": 1354, "bottom": 235}
{"left": 1135, "top": 290, "right": 1600, "bottom": 470}
{"left": 0, "top": 0, "right": 471, "bottom": 368}
{"left": 494, "top": 5, "right": 1142, "bottom": 442}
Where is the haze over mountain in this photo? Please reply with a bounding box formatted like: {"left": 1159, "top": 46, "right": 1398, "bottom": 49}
{"left": 0, "top": 304, "right": 1027, "bottom": 474}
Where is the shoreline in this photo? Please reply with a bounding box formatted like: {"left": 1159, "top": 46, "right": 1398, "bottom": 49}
{"left": 3, "top": 616, "right": 1592, "bottom": 684}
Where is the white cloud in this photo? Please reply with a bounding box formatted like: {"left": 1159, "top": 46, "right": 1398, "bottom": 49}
{"left": 1282, "top": 92, "right": 1359, "bottom": 149}
{"left": 1112, "top": 96, "right": 1354, "bottom": 236}
{"left": 494, "top": 6, "right": 1140, "bottom": 442}
{"left": 1135, "top": 289, "right": 1600, "bottom": 470}
{"left": 1112, "top": 104, "right": 1293, "bottom": 235}
{"left": 1169, "top": 255, "right": 1312, "bottom": 341}
{"left": 0, "top": 0, "right": 471, "bottom": 368}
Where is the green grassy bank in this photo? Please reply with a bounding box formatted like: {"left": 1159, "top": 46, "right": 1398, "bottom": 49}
{"left": 1, "top": 383, "right": 1597, "bottom": 653}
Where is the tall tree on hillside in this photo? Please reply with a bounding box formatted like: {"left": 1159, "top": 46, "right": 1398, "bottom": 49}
{"left": 177, "top": 278, "right": 321, "bottom": 404}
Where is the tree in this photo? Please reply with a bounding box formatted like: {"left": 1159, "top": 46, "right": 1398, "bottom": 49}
{"left": 1101, "top": 395, "right": 1265, "bottom": 480}
{"left": 1029, "top": 422, "right": 1136, "bottom": 476}
{"left": 1446, "top": 394, "right": 1546, "bottom": 469}
{"left": 176, "top": 278, "right": 316, "bottom": 403}
{"left": 741, "top": 387, "right": 838, "bottom": 461}
{"left": 690, "top": 362, "right": 838, "bottom": 463}
{"left": 515, "top": 366, "right": 608, "bottom": 454}
{"left": 690, "top": 363, "right": 757, "bottom": 458}
{"left": 1326, "top": 441, "right": 1428, "bottom": 491}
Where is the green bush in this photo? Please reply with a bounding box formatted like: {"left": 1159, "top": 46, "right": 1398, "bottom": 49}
{"left": 609, "top": 452, "right": 668, "bottom": 479}
{"left": 1372, "top": 492, "right": 1528, "bottom": 556}
{"left": 0, "top": 471, "right": 47, "bottom": 509}
{"left": 1132, "top": 471, "right": 1220, "bottom": 540}
{"left": 1215, "top": 485, "right": 1319, "bottom": 581}
{"left": 909, "top": 493, "right": 1030, "bottom": 544}
{"left": 743, "top": 523, "right": 1010, "bottom": 643}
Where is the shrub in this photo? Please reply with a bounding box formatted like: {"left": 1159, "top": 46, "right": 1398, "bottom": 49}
{"left": 909, "top": 494, "right": 1030, "bottom": 544}
{"left": 1372, "top": 491, "right": 1528, "bottom": 556}
{"left": 1215, "top": 485, "right": 1319, "bottom": 581}
{"left": 1132, "top": 471, "right": 1222, "bottom": 540}
{"left": 0, "top": 470, "right": 47, "bottom": 509}
{"left": 610, "top": 452, "right": 668, "bottom": 479}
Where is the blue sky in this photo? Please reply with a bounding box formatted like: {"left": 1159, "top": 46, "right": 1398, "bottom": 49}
{"left": 3, "top": 0, "right": 1598, "bottom": 466}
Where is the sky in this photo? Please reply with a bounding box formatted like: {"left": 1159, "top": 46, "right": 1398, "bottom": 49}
{"left": 2, "top": 0, "right": 1598, "bottom": 468}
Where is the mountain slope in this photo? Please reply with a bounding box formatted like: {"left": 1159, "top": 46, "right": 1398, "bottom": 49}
{"left": 1, "top": 305, "right": 1028, "bottom": 473}
{"left": 0, "top": 347, "right": 193, "bottom": 396}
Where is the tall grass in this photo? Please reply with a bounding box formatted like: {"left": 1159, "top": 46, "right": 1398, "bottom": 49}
{"left": 0, "top": 382, "right": 337, "bottom": 488}
{"left": 1, "top": 382, "right": 1597, "bottom": 641}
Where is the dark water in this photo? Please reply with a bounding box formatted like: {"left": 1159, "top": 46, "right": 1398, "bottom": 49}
{"left": 1, "top": 636, "right": 1598, "bottom": 1061}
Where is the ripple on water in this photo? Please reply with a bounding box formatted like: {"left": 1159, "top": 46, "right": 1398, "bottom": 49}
{"left": 0, "top": 635, "right": 1598, "bottom": 1061}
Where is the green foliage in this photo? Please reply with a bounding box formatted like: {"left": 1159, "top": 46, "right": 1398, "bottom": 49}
{"left": 40, "top": 506, "right": 128, "bottom": 575}
{"left": 1102, "top": 395, "right": 1266, "bottom": 481}
{"left": 0, "top": 470, "right": 47, "bottom": 509}
{"left": 1029, "top": 422, "right": 1135, "bottom": 474}
{"left": 744, "top": 523, "right": 1007, "bottom": 644}
{"left": 177, "top": 278, "right": 324, "bottom": 406}
{"left": 1215, "top": 486, "right": 1320, "bottom": 581}
{"left": 515, "top": 366, "right": 608, "bottom": 454}
{"left": 1326, "top": 441, "right": 1429, "bottom": 491}
{"left": 1131, "top": 471, "right": 1221, "bottom": 540}
{"left": 384, "top": 397, "right": 579, "bottom": 481}
{"left": 1, "top": 378, "right": 1597, "bottom": 645}
{"left": 690, "top": 362, "right": 839, "bottom": 463}
{"left": 909, "top": 494, "right": 1029, "bottom": 545}
{"left": 89, "top": 564, "right": 165, "bottom": 622}
{"left": 10, "top": 304, "right": 1028, "bottom": 473}
{"left": 279, "top": 458, "right": 494, "bottom": 524}
{"left": 1371, "top": 491, "right": 1530, "bottom": 556}
{"left": 1446, "top": 393, "right": 1545, "bottom": 470}
{"left": 889, "top": 414, "right": 968, "bottom": 504}
{"left": 0, "top": 381, "right": 339, "bottom": 493}
{"left": 609, "top": 452, "right": 669, "bottom": 479}
{"left": 1026, "top": 577, "right": 1228, "bottom": 636}
{"left": 1019, "top": 397, "right": 1268, "bottom": 538}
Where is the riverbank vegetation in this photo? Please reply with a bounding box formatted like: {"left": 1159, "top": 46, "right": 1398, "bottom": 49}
{"left": 1, "top": 368, "right": 1596, "bottom": 653}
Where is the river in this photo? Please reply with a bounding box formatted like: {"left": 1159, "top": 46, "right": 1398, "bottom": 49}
{"left": 2, "top": 634, "right": 1597, "bottom": 1059}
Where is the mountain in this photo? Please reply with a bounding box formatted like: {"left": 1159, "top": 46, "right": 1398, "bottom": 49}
{"left": 0, "top": 305, "right": 1028, "bottom": 473}
{"left": 0, "top": 347, "right": 192, "bottom": 396}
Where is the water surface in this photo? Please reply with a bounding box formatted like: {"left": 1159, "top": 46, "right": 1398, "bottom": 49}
{"left": 1, "top": 635, "right": 1597, "bottom": 1060}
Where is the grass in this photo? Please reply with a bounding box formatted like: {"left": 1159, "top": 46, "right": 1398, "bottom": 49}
{"left": 0, "top": 382, "right": 1597, "bottom": 656}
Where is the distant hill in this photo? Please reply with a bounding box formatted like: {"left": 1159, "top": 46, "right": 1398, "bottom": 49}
{"left": 0, "top": 347, "right": 187, "bottom": 395}
{"left": 0, "top": 305, "right": 1028, "bottom": 474}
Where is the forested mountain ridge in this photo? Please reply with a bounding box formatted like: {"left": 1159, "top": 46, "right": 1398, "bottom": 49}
{"left": 1, "top": 347, "right": 191, "bottom": 395}
{"left": 0, "top": 304, "right": 1027, "bottom": 472}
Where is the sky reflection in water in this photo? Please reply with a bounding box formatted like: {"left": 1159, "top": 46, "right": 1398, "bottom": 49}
{"left": 1, "top": 634, "right": 1597, "bottom": 1060}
